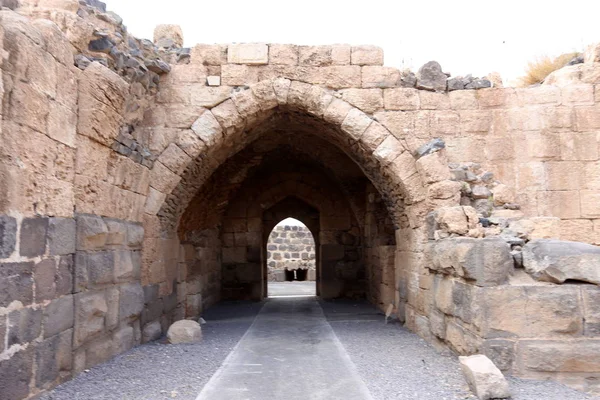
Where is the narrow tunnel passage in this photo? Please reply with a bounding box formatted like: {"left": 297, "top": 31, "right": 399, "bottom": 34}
{"left": 174, "top": 110, "right": 401, "bottom": 312}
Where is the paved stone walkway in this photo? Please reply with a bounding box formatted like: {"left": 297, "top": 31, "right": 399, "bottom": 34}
{"left": 41, "top": 297, "right": 593, "bottom": 400}
{"left": 267, "top": 281, "right": 316, "bottom": 297}
{"left": 195, "top": 297, "right": 373, "bottom": 400}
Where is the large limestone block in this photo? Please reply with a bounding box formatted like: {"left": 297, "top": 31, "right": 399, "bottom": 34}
{"left": 298, "top": 45, "right": 350, "bottom": 66}
{"left": 167, "top": 319, "right": 202, "bottom": 344}
{"left": 434, "top": 206, "right": 479, "bottom": 235}
{"left": 350, "top": 45, "right": 383, "bottom": 66}
{"left": 415, "top": 152, "right": 451, "bottom": 183}
{"left": 268, "top": 44, "right": 298, "bottom": 65}
{"left": 522, "top": 239, "right": 600, "bottom": 285}
{"left": 518, "top": 339, "right": 600, "bottom": 373}
{"left": 459, "top": 355, "right": 511, "bottom": 400}
{"left": 427, "top": 237, "right": 512, "bottom": 286}
{"left": 78, "top": 62, "right": 128, "bottom": 146}
{"left": 228, "top": 43, "right": 268, "bottom": 65}
{"left": 509, "top": 217, "right": 560, "bottom": 240}
{"left": 481, "top": 285, "right": 583, "bottom": 337}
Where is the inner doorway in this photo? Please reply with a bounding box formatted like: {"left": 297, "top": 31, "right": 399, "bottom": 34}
{"left": 266, "top": 218, "right": 317, "bottom": 297}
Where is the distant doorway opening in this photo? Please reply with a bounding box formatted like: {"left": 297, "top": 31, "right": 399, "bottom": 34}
{"left": 266, "top": 218, "right": 317, "bottom": 297}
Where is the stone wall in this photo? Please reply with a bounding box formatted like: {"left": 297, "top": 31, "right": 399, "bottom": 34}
{"left": 266, "top": 225, "right": 316, "bottom": 281}
{"left": 2, "top": 0, "right": 600, "bottom": 397}
{"left": 0, "top": 216, "right": 75, "bottom": 399}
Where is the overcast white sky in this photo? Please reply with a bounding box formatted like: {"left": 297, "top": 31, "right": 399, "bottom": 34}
{"left": 106, "top": 0, "right": 599, "bottom": 84}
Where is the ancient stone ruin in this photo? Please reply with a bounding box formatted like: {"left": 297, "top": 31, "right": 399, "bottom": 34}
{"left": 266, "top": 224, "right": 316, "bottom": 282}
{"left": 0, "top": 0, "right": 600, "bottom": 398}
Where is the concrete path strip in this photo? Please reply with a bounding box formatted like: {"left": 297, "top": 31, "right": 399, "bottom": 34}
{"left": 195, "top": 297, "right": 374, "bottom": 400}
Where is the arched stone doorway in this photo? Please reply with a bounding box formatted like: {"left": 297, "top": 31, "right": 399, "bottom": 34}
{"left": 176, "top": 103, "right": 392, "bottom": 303}
{"left": 264, "top": 216, "right": 318, "bottom": 297}
{"left": 144, "top": 78, "right": 443, "bottom": 319}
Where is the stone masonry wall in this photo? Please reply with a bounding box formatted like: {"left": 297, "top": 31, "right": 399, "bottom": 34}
{"left": 266, "top": 225, "right": 316, "bottom": 282}
{"left": 0, "top": 216, "right": 76, "bottom": 399}
{"left": 2, "top": 0, "right": 600, "bottom": 397}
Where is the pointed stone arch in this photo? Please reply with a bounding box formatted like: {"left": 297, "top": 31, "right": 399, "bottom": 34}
{"left": 145, "top": 78, "right": 436, "bottom": 235}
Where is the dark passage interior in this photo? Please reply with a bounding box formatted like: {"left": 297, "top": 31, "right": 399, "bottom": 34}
{"left": 176, "top": 111, "right": 398, "bottom": 313}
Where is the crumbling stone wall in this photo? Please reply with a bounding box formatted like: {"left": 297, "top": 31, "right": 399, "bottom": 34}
{"left": 2, "top": 0, "right": 600, "bottom": 397}
{"left": 266, "top": 225, "right": 316, "bottom": 282}
{"left": 364, "top": 184, "right": 397, "bottom": 309}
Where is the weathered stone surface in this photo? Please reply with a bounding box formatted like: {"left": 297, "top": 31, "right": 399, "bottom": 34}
{"left": 142, "top": 320, "right": 162, "bottom": 343}
{"left": 228, "top": 43, "right": 268, "bottom": 65}
{"left": 416, "top": 152, "right": 451, "bottom": 183}
{"left": 20, "top": 217, "right": 48, "bottom": 257}
{"left": 482, "top": 285, "right": 583, "bottom": 337}
{"left": 416, "top": 61, "right": 447, "bottom": 92}
{"left": 0, "top": 348, "right": 33, "bottom": 400}
{"left": 351, "top": 45, "right": 383, "bottom": 65}
{"left": 341, "top": 108, "right": 372, "bottom": 140}
{"left": 119, "top": 283, "right": 144, "bottom": 320}
{"left": 167, "top": 319, "right": 202, "bottom": 343}
{"left": 76, "top": 251, "right": 114, "bottom": 289}
{"left": 0, "top": 0, "right": 21, "bottom": 10}
{"left": 43, "top": 294, "right": 74, "bottom": 338}
{"left": 76, "top": 215, "right": 108, "bottom": 251}
{"left": 269, "top": 44, "right": 298, "bottom": 65}
{"left": 35, "top": 259, "right": 56, "bottom": 302}
{"left": 459, "top": 354, "right": 511, "bottom": 400}
{"left": 154, "top": 24, "right": 183, "bottom": 48}
{"left": 48, "top": 217, "right": 76, "bottom": 255}
{"left": 434, "top": 206, "right": 479, "bottom": 235}
{"left": 0, "top": 215, "right": 17, "bottom": 258}
{"left": 56, "top": 255, "right": 73, "bottom": 296}
{"left": 298, "top": 45, "right": 350, "bottom": 66}
{"left": 482, "top": 339, "right": 515, "bottom": 372}
{"left": 191, "top": 111, "right": 223, "bottom": 146}
{"left": 8, "top": 307, "right": 42, "bottom": 346}
{"left": 416, "top": 138, "right": 445, "bottom": 158}
{"left": 518, "top": 339, "right": 600, "bottom": 373}
{"left": 362, "top": 66, "right": 401, "bottom": 88}
{"left": 191, "top": 44, "right": 227, "bottom": 65}
{"left": 0, "top": 262, "right": 34, "bottom": 307}
{"left": 383, "top": 88, "right": 419, "bottom": 110}
{"left": 35, "top": 329, "right": 72, "bottom": 389}
{"left": 74, "top": 291, "right": 107, "bottom": 346}
{"left": 112, "top": 325, "right": 134, "bottom": 354}
{"left": 78, "top": 63, "right": 128, "bottom": 146}
{"left": 427, "top": 237, "right": 512, "bottom": 286}
{"left": 522, "top": 239, "right": 600, "bottom": 285}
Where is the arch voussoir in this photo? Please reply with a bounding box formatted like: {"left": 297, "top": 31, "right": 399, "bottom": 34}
{"left": 147, "top": 78, "right": 433, "bottom": 233}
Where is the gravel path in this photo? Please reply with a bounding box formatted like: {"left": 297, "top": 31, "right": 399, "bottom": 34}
{"left": 42, "top": 298, "right": 595, "bottom": 400}
{"left": 40, "top": 301, "right": 263, "bottom": 400}
{"left": 321, "top": 299, "right": 594, "bottom": 400}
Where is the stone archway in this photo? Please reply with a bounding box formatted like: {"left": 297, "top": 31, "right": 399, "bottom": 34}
{"left": 148, "top": 79, "right": 436, "bottom": 234}
{"left": 141, "top": 78, "right": 458, "bottom": 320}
{"left": 262, "top": 198, "right": 319, "bottom": 296}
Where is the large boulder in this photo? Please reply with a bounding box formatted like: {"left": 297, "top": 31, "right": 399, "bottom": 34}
{"left": 426, "top": 237, "right": 513, "bottom": 287}
{"left": 416, "top": 61, "right": 447, "bottom": 92}
{"left": 459, "top": 355, "right": 511, "bottom": 400}
{"left": 522, "top": 239, "right": 600, "bottom": 285}
{"left": 167, "top": 320, "right": 202, "bottom": 344}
